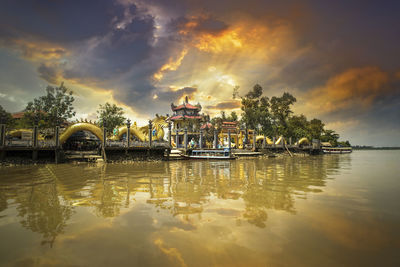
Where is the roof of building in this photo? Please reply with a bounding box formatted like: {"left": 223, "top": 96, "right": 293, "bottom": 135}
{"left": 171, "top": 96, "right": 202, "bottom": 111}
{"left": 172, "top": 103, "right": 201, "bottom": 111}
{"left": 170, "top": 115, "right": 203, "bottom": 120}
{"left": 200, "top": 122, "right": 213, "bottom": 129}
{"left": 222, "top": 121, "right": 238, "bottom": 129}
{"left": 12, "top": 111, "right": 25, "bottom": 119}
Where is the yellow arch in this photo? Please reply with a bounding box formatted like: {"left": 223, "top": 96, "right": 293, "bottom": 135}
{"left": 256, "top": 135, "right": 273, "bottom": 145}
{"left": 59, "top": 123, "right": 103, "bottom": 144}
{"left": 296, "top": 137, "right": 309, "bottom": 145}
{"left": 8, "top": 129, "right": 44, "bottom": 140}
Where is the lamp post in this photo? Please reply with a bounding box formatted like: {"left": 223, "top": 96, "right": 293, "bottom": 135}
{"left": 175, "top": 128, "right": 179, "bottom": 148}
{"left": 184, "top": 127, "right": 188, "bottom": 150}
{"left": 54, "top": 109, "right": 60, "bottom": 148}
{"left": 228, "top": 129, "right": 231, "bottom": 152}
{"left": 103, "top": 120, "right": 107, "bottom": 148}
{"left": 168, "top": 120, "right": 172, "bottom": 148}
{"left": 0, "top": 114, "right": 6, "bottom": 147}
{"left": 213, "top": 128, "right": 217, "bottom": 149}
{"left": 148, "top": 119, "right": 152, "bottom": 147}
{"left": 33, "top": 113, "right": 39, "bottom": 148}
{"left": 199, "top": 129, "right": 203, "bottom": 149}
{"left": 126, "top": 119, "right": 131, "bottom": 148}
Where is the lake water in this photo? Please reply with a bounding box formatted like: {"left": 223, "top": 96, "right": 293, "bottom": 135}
{"left": 0, "top": 151, "right": 399, "bottom": 266}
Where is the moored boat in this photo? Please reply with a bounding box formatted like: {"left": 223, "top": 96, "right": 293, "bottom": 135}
{"left": 322, "top": 146, "right": 352, "bottom": 154}
{"left": 185, "top": 149, "right": 236, "bottom": 160}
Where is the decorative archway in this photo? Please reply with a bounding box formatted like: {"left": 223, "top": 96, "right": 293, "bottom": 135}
{"left": 59, "top": 123, "right": 103, "bottom": 144}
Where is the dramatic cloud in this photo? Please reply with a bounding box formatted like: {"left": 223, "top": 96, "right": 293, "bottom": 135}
{"left": 0, "top": 0, "right": 399, "bottom": 145}
{"left": 308, "top": 67, "right": 390, "bottom": 113}
{"left": 206, "top": 100, "right": 241, "bottom": 110}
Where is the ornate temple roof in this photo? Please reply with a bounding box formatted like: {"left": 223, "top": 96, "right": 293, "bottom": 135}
{"left": 172, "top": 103, "right": 201, "bottom": 111}
{"left": 200, "top": 122, "right": 213, "bottom": 129}
{"left": 222, "top": 121, "right": 238, "bottom": 129}
{"left": 170, "top": 96, "right": 202, "bottom": 112}
{"left": 170, "top": 115, "right": 202, "bottom": 120}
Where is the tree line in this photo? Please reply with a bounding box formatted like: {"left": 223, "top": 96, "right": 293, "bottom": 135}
{"left": 0, "top": 82, "right": 350, "bottom": 146}
{"left": 236, "top": 84, "right": 349, "bottom": 146}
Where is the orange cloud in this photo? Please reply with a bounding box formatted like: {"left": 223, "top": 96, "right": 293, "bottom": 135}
{"left": 307, "top": 66, "right": 389, "bottom": 113}
{"left": 154, "top": 238, "right": 187, "bottom": 267}
{"left": 395, "top": 70, "right": 400, "bottom": 80}
{"left": 4, "top": 39, "right": 67, "bottom": 61}
{"left": 153, "top": 49, "right": 188, "bottom": 81}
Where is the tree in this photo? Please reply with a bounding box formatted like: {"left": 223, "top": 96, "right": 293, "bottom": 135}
{"left": 24, "top": 82, "right": 75, "bottom": 128}
{"left": 227, "top": 111, "right": 238, "bottom": 122}
{"left": 241, "top": 84, "right": 272, "bottom": 136}
{"left": 287, "top": 115, "right": 309, "bottom": 141}
{"left": 270, "top": 92, "right": 296, "bottom": 136}
{"left": 308, "top": 118, "right": 325, "bottom": 140}
{"left": 0, "top": 105, "right": 13, "bottom": 126}
{"left": 321, "top": 129, "right": 340, "bottom": 146}
{"left": 97, "top": 102, "right": 125, "bottom": 134}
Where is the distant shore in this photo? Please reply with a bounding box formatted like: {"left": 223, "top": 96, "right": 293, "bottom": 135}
{"left": 352, "top": 146, "right": 400, "bottom": 150}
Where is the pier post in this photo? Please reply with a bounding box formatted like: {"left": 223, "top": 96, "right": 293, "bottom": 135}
{"left": 245, "top": 124, "right": 248, "bottom": 145}
{"left": 33, "top": 126, "right": 38, "bottom": 148}
{"left": 213, "top": 129, "right": 217, "bottom": 149}
{"left": 55, "top": 126, "right": 60, "bottom": 148}
{"left": 0, "top": 124, "right": 5, "bottom": 147}
{"left": 199, "top": 129, "right": 203, "bottom": 149}
{"left": 175, "top": 129, "right": 179, "bottom": 148}
{"left": 32, "top": 118, "right": 38, "bottom": 160}
{"left": 228, "top": 130, "right": 231, "bottom": 151}
{"left": 103, "top": 121, "right": 107, "bottom": 148}
{"left": 184, "top": 127, "right": 188, "bottom": 150}
{"left": 253, "top": 130, "right": 257, "bottom": 151}
{"left": 282, "top": 137, "right": 285, "bottom": 149}
{"left": 148, "top": 120, "right": 152, "bottom": 147}
{"left": 168, "top": 121, "right": 172, "bottom": 148}
{"left": 273, "top": 137, "right": 276, "bottom": 149}
{"left": 289, "top": 137, "right": 292, "bottom": 146}
{"left": 262, "top": 136, "right": 266, "bottom": 149}
{"left": 126, "top": 119, "right": 131, "bottom": 148}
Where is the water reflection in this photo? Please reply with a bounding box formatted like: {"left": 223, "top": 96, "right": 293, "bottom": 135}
{"left": 0, "top": 155, "right": 349, "bottom": 245}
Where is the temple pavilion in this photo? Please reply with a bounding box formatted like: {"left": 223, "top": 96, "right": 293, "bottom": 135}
{"left": 169, "top": 96, "right": 207, "bottom": 147}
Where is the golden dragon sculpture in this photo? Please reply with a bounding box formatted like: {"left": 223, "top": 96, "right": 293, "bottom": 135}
{"left": 58, "top": 116, "right": 168, "bottom": 144}
{"left": 109, "top": 115, "right": 168, "bottom": 142}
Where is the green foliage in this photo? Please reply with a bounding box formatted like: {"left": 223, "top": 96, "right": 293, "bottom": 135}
{"left": 308, "top": 119, "right": 325, "bottom": 140}
{"left": 236, "top": 84, "right": 349, "bottom": 146}
{"left": 0, "top": 105, "right": 14, "bottom": 127}
{"left": 287, "top": 115, "right": 309, "bottom": 141}
{"left": 97, "top": 102, "right": 126, "bottom": 134}
{"left": 321, "top": 129, "right": 340, "bottom": 146}
{"left": 270, "top": 92, "right": 297, "bottom": 136}
{"left": 24, "top": 82, "right": 76, "bottom": 128}
{"left": 227, "top": 111, "right": 238, "bottom": 122}
{"left": 241, "top": 84, "right": 272, "bottom": 135}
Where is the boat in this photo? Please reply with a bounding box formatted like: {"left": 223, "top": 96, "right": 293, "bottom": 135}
{"left": 184, "top": 149, "right": 236, "bottom": 160}
{"left": 322, "top": 146, "right": 352, "bottom": 154}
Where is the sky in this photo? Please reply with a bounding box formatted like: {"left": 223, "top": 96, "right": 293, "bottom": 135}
{"left": 0, "top": 0, "right": 399, "bottom": 146}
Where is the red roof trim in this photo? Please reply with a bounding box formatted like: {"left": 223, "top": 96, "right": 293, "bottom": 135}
{"left": 173, "top": 103, "right": 200, "bottom": 111}
{"left": 170, "top": 115, "right": 202, "bottom": 120}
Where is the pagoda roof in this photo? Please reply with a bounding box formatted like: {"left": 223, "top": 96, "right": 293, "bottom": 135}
{"left": 12, "top": 111, "right": 25, "bottom": 119}
{"left": 200, "top": 122, "right": 213, "bottom": 129}
{"left": 172, "top": 103, "right": 200, "bottom": 111}
{"left": 170, "top": 115, "right": 202, "bottom": 120}
{"left": 222, "top": 121, "right": 238, "bottom": 129}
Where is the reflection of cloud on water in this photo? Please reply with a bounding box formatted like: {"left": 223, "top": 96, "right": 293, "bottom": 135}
{"left": 0, "top": 154, "right": 347, "bottom": 250}
{"left": 307, "top": 207, "right": 391, "bottom": 250}
{"left": 154, "top": 238, "right": 187, "bottom": 267}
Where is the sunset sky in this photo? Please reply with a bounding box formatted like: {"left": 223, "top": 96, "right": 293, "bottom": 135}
{"left": 0, "top": 0, "right": 399, "bottom": 146}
